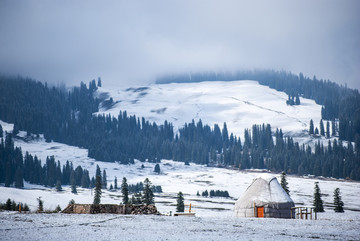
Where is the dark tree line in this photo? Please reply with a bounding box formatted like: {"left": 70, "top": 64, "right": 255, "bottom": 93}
{"left": 0, "top": 198, "right": 30, "bottom": 212}
{"left": 156, "top": 70, "right": 360, "bottom": 142}
{"left": 0, "top": 134, "right": 92, "bottom": 189}
{"left": 173, "top": 121, "right": 360, "bottom": 180}
{"left": 0, "top": 134, "right": 24, "bottom": 188}
{"left": 200, "top": 189, "right": 230, "bottom": 198}
{"left": 0, "top": 75, "right": 99, "bottom": 142}
{"left": 127, "top": 181, "right": 163, "bottom": 193}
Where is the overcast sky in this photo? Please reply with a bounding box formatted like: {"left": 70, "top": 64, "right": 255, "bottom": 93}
{"left": 0, "top": 0, "right": 359, "bottom": 89}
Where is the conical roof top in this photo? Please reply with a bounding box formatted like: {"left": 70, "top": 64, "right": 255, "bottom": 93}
{"left": 236, "top": 174, "right": 294, "bottom": 207}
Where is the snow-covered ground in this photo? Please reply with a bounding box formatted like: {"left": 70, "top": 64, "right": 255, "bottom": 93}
{"left": 95, "top": 80, "right": 322, "bottom": 146}
{"left": 0, "top": 211, "right": 359, "bottom": 241}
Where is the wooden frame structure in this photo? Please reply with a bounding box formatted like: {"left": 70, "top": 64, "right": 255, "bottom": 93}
{"left": 174, "top": 203, "right": 196, "bottom": 216}
{"left": 291, "top": 206, "right": 317, "bottom": 220}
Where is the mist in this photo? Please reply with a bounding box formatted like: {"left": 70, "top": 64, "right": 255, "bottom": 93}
{"left": 0, "top": 0, "right": 359, "bottom": 89}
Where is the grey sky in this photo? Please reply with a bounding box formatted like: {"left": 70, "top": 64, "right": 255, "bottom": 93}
{"left": 0, "top": 0, "right": 359, "bottom": 89}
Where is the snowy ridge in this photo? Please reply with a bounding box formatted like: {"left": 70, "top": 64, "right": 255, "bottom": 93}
{"left": 95, "top": 80, "right": 322, "bottom": 145}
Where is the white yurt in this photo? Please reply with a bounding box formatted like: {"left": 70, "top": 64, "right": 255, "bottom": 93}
{"left": 234, "top": 174, "right": 295, "bottom": 218}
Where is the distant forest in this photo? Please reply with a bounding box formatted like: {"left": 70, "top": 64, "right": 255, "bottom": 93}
{"left": 0, "top": 134, "right": 93, "bottom": 190}
{"left": 0, "top": 72, "right": 359, "bottom": 183}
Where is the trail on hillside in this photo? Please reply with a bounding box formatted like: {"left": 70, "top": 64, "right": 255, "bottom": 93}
{"left": 228, "top": 97, "right": 307, "bottom": 127}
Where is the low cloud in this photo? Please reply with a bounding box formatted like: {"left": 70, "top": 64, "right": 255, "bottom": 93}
{"left": 0, "top": 0, "right": 359, "bottom": 89}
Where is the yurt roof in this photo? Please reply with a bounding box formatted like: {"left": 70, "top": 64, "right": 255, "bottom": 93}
{"left": 239, "top": 174, "right": 293, "bottom": 204}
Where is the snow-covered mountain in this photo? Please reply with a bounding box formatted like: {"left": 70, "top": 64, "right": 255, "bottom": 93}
{"left": 1, "top": 80, "right": 359, "bottom": 221}
{"left": 95, "top": 80, "right": 322, "bottom": 145}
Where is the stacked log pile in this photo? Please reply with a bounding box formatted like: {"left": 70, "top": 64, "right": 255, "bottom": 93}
{"left": 90, "top": 204, "right": 124, "bottom": 214}
{"left": 129, "top": 205, "right": 157, "bottom": 215}
{"left": 61, "top": 204, "right": 158, "bottom": 215}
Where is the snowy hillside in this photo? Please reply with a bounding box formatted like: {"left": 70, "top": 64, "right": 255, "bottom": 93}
{"left": 1, "top": 120, "right": 359, "bottom": 218}
{"left": 95, "top": 80, "right": 322, "bottom": 145}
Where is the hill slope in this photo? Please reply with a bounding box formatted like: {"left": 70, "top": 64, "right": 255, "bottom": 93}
{"left": 95, "top": 80, "right": 321, "bottom": 143}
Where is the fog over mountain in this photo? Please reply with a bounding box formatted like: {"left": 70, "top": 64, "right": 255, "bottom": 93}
{"left": 0, "top": 0, "right": 359, "bottom": 89}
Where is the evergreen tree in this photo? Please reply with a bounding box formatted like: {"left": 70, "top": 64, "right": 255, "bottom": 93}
{"left": 196, "top": 191, "right": 200, "bottom": 196}
{"left": 11, "top": 200, "right": 16, "bottom": 211}
{"left": 295, "top": 94, "right": 300, "bottom": 105}
{"left": 90, "top": 177, "right": 95, "bottom": 188}
{"left": 176, "top": 191, "right": 185, "bottom": 212}
{"left": 37, "top": 197, "right": 43, "bottom": 212}
{"left": 23, "top": 203, "right": 30, "bottom": 212}
{"left": 14, "top": 166, "right": 24, "bottom": 188}
{"left": 280, "top": 171, "right": 290, "bottom": 195}
{"left": 102, "top": 170, "right": 107, "bottom": 189}
{"left": 70, "top": 171, "right": 77, "bottom": 194}
{"left": 93, "top": 175, "right": 102, "bottom": 204}
{"left": 209, "top": 190, "right": 215, "bottom": 197}
{"left": 56, "top": 180, "right": 62, "bottom": 192}
{"left": 109, "top": 184, "right": 113, "bottom": 190}
{"left": 121, "top": 177, "right": 129, "bottom": 204}
{"left": 5, "top": 199, "right": 11, "bottom": 210}
{"left": 0, "top": 124, "right": 3, "bottom": 137}
{"left": 333, "top": 188, "right": 344, "bottom": 212}
{"left": 69, "top": 199, "right": 75, "bottom": 205}
{"left": 331, "top": 121, "right": 336, "bottom": 136}
{"left": 130, "top": 193, "right": 142, "bottom": 204}
{"left": 142, "top": 178, "right": 154, "bottom": 205}
{"left": 313, "top": 182, "right": 324, "bottom": 212}
{"left": 55, "top": 205, "right": 61, "bottom": 212}
{"left": 315, "top": 127, "right": 319, "bottom": 135}
{"left": 114, "top": 176, "right": 118, "bottom": 189}
{"left": 154, "top": 164, "right": 160, "bottom": 174}
{"left": 309, "top": 119, "right": 314, "bottom": 135}
{"left": 222, "top": 122, "right": 229, "bottom": 147}
{"left": 95, "top": 165, "right": 101, "bottom": 179}
{"left": 12, "top": 123, "right": 19, "bottom": 135}
{"left": 326, "top": 121, "right": 330, "bottom": 138}
{"left": 320, "top": 120, "right": 325, "bottom": 136}
{"left": 81, "top": 170, "right": 90, "bottom": 188}
{"left": 97, "top": 77, "right": 102, "bottom": 87}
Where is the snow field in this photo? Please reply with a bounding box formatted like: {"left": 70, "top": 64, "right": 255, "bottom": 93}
{"left": 0, "top": 212, "right": 359, "bottom": 241}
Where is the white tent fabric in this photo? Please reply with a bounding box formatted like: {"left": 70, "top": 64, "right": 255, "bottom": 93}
{"left": 234, "top": 174, "right": 295, "bottom": 218}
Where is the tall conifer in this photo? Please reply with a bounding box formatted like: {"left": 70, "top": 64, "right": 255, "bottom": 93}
{"left": 121, "top": 177, "right": 129, "bottom": 204}
{"left": 142, "top": 178, "right": 154, "bottom": 205}
{"left": 313, "top": 182, "right": 324, "bottom": 212}
{"left": 114, "top": 176, "right": 118, "bottom": 190}
{"left": 309, "top": 119, "right": 314, "bottom": 135}
{"left": 176, "top": 192, "right": 184, "bottom": 212}
{"left": 280, "top": 172, "right": 290, "bottom": 195}
{"left": 320, "top": 120, "right": 325, "bottom": 136}
{"left": 93, "top": 175, "right": 102, "bottom": 204}
{"left": 102, "top": 170, "right": 107, "bottom": 189}
{"left": 333, "top": 188, "right": 344, "bottom": 212}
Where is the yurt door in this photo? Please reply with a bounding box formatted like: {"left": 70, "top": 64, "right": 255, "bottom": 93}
{"left": 257, "top": 207, "right": 264, "bottom": 218}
